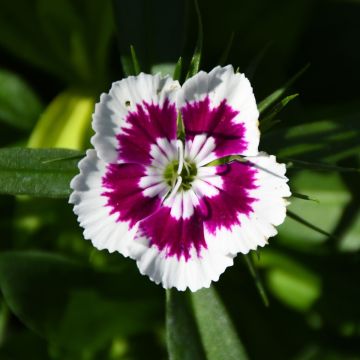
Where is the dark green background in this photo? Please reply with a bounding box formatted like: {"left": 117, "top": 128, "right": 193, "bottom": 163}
{"left": 0, "top": 0, "right": 359, "bottom": 359}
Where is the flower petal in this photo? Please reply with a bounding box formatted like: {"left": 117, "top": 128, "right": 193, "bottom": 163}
{"left": 129, "top": 190, "right": 235, "bottom": 291}
{"left": 91, "top": 73, "right": 180, "bottom": 165}
{"left": 69, "top": 150, "right": 162, "bottom": 256}
{"left": 202, "top": 153, "right": 291, "bottom": 255}
{"left": 178, "top": 65, "right": 259, "bottom": 165}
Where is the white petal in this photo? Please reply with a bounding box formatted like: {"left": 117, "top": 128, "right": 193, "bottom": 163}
{"left": 178, "top": 65, "right": 259, "bottom": 156}
{"left": 69, "top": 150, "right": 137, "bottom": 256}
{"left": 129, "top": 224, "right": 235, "bottom": 292}
{"left": 91, "top": 73, "right": 180, "bottom": 164}
{"left": 205, "top": 152, "right": 291, "bottom": 255}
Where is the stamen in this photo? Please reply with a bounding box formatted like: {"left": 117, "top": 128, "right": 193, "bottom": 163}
{"left": 167, "top": 176, "right": 182, "bottom": 201}
{"left": 176, "top": 140, "right": 184, "bottom": 175}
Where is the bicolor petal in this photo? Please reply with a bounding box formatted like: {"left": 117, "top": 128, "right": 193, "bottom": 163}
{"left": 203, "top": 153, "right": 291, "bottom": 255}
{"left": 92, "top": 73, "right": 180, "bottom": 165}
{"left": 178, "top": 65, "right": 260, "bottom": 165}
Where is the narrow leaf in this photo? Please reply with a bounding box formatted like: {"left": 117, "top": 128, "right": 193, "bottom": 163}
{"left": 173, "top": 57, "right": 183, "bottom": 81}
{"left": 284, "top": 158, "right": 360, "bottom": 173}
{"left": 166, "top": 290, "right": 206, "bottom": 360}
{"left": 0, "top": 148, "right": 81, "bottom": 198}
{"left": 186, "top": 0, "right": 203, "bottom": 79}
{"left": 130, "top": 45, "right": 141, "bottom": 75}
{"left": 191, "top": 287, "right": 249, "bottom": 360}
{"left": 260, "top": 94, "right": 299, "bottom": 132}
{"left": 291, "top": 192, "right": 318, "bottom": 202}
{"left": 258, "top": 63, "right": 310, "bottom": 114}
{"left": 218, "top": 32, "right": 235, "bottom": 66}
{"left": 287, "top": 210, "right": 335, "bottom": 239}
{"left": 245, "top": 42, "right": 272, "bottom": 80}
{"left": 243, "top": 254, "right": 269, "bottom": 307}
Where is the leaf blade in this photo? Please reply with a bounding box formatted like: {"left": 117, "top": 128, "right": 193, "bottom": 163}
{"left": 0, "top": 148, "right": 82, "bottom": 198}
{"left": 166, "top": 290, "right": 206, "bottom": 360}
{"left": 191, "top": 287, "right": 249, "bottom": 360}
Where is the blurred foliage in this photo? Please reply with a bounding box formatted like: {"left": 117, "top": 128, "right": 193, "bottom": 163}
{"left": 0, "top": 0, "right": 360, "bottom": 359}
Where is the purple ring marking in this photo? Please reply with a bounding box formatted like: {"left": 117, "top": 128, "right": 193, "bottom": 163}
{"left": 181, "top": 96, "right": 248, "bottom": 159}
{"left": 117, "top": 99, "right": 177, "bottom": 165}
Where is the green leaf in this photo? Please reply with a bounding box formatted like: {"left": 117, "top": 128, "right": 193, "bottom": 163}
{"left": 0, "top": 251, "right": 161, "bottom": 352}
{"left": 257, "top": 250, "right": 321, "bottom": 311}
{"left": 287, "top": 210, "right": 335, "bottom": 239}
{"left": 291, "top": 192, "right": 318, "bottom": 202}
{"left": 28, "top": 89, "right": 95, "bottom": 150}
{"left": 186, "top": 0, "right": 203, "bottom": 79}
{"left": 284, "top": 158, "right": 360, "bottom": 173}
{"left": 0, "top": 148, "right": 82, "bottom": 198}
{"left": 130, "top": 45, "right": 141, "bottom": 75}
{"left": 0, "top": 69, "right": 43, "bottom": 130}
{"left": 243, "top": 254, "right": 269, "bottom": 307}
{"left": 260, "top": 93, "right": 299, "bottom": 132}
{"left": 262, "top": 102, "right": 360, "bottom": 162}
{"left": 191, "top": 287, "right": 249, "bottom": 360}
{"left": 218, "top": 32, "right": 235, "bottom": 66}
{"left": 173, "top": 57, "right": 183, "bottom": 81}
{"left": 258, "top": 63, "right": 309, "bottom": 114}
{"left": 166, "top": 290, "right": 205, "bottom": 360}
{"left": 279, "top": 170, "right": 360, "bottom": 252}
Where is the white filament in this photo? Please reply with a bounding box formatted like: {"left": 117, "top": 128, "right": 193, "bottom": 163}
{"left": 167, "top": 176, "right": 182, "bottom": 201}
{"left": 176, "top": 140, "right": 184, "bottom": 175}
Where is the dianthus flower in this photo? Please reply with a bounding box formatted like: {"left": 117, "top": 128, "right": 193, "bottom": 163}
{"left": 70, "top": 65, "right": 291, "bottom": 291}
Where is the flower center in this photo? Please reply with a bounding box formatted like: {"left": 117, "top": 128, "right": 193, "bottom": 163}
{"left": 163, "top": 140, "right": 197, "bottom": 192}
{"left": 164, "top": 160, "right": 197, "bottom": 190}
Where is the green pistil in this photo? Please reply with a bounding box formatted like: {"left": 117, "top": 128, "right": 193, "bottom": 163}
{"left": 164, "top": 160, "right": 197, "bottom": 190}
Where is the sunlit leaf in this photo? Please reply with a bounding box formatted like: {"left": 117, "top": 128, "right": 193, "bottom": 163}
{"left": 191, "top": 287, "right": 249, "bottom": 360}
{"left": 262, "top": 102, "right": 360, "bottom": 162}
{"left": 0, "top": 148, "right": 81, "bottom": 198}
{"left": 279, "top": 171, "right": 360, "bottom": 252}
{"left": 28, "top": 89, "right": 95, "bottom": 150}
{"left": 256, "top": 250, "right": 321, "bottom": 311}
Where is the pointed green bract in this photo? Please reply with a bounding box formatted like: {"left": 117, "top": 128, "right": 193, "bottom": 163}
{"left": 191, "top": 287, "right": 249, "bottom": 360}
{"left": 173, "top": 57, "right": 183, "bottom": 81}
{"left": 130, "top": 45, "right": 141, "bottom": 75}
